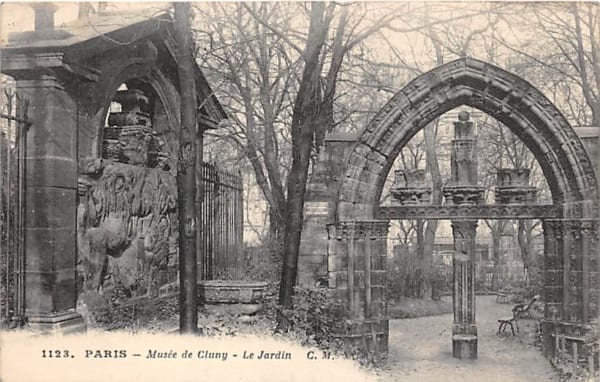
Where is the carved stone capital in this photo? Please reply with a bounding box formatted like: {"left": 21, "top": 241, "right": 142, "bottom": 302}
{"left": 450, "top": 220, "right": 478, "bottom": 238}
{"left": 580, "top": 219, "right": 599, "bottom": 240}
{"left": 543, "top": 219, "right": 561, "bottom": 237}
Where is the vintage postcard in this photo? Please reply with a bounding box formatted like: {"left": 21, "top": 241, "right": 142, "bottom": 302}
{"left": 0, "top": 2, "right": 598, "bottom": 381}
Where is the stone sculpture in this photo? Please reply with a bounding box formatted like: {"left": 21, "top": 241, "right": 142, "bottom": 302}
{"left": 77, "top": 88, "right": 178, "bottom": 297}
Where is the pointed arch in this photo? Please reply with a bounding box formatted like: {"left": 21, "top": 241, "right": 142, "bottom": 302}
{"left": 336, "top": 58, "right": 598, "bottom": 220}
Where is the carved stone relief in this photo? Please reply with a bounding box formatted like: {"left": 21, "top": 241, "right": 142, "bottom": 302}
{"left": 78, "top": 87, "right": 178, "bottom": 297}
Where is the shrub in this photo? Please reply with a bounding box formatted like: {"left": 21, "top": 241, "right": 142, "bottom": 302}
{"left": 233, "top": 239, "right": 282, "bottom": 282}
{"left": 85, "top": 277, "right": 178, "bottom": 332}
{"left": 276, "top": 286, "right": 345, "bottom": 348}
{"left": 275, "top": 286, "right": 385, "bottom": 367}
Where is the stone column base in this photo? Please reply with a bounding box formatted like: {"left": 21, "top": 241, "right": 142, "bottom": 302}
{"left": 27, "top": 311, "right": 86, "bottom": 335}
{"left": 334, "top": 318, "right": 389, "bottom": 355}
{"left": 452, "top": 334, "right": 477, "bottom": 359}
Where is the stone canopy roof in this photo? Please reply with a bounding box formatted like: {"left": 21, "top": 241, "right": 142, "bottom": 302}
{"left": 1, "top": 8, "right": 227, "bottom": 127}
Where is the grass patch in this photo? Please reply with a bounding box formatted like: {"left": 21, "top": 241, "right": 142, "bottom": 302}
{"left": 388, "top": 297, "right": 452, "bottom": 319}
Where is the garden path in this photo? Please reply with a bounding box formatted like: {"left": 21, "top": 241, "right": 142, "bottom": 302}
{"left": 379, "top": 295, "right": 558, "bottom": 382}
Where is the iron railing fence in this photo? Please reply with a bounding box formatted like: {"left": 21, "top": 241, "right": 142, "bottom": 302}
{"left": 0, "top": 89, "right": 29, "bottom": 328}
{"left": 198, "top": 161, "right": 243, "bottom": 280}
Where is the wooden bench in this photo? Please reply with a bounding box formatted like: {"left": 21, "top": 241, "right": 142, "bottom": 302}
{"left": 497, "top": 316, "right": 519, "bottom": 335}
{"left": 511, "top": 294, "right": 540, "bottom": 319}
{"left": 495, "top": 293, "right": 510, "bottom": 304}
{"left": 497, "top": 295, "right": 539, "bottom": 336}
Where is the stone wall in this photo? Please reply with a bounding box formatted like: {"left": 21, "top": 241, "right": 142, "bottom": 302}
{"left": 298, "top": 133, "right": 358, "bottom": 286}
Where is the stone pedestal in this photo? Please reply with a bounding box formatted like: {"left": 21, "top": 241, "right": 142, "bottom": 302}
{"left": 17, "top": 76, "right": 85, "bottom": 333}
{"left": 452, "top": 333, "right": 477, "bottom": 359}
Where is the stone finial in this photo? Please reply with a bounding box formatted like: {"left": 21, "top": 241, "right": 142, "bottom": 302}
{"left": 458, "top": 111, "right": 470, "bottom": 121}
{"left": 453, "top": 111, "right": 475, "bottom": 139}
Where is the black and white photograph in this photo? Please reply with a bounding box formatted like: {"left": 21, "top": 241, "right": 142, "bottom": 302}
{"left": 0, "top": 2, "right": 598, "bottom": 381}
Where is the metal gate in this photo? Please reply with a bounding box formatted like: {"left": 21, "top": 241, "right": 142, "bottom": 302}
{"left": 0, "top": 89, "right": 28, "bottom": 328}
{"left": 198, "top": 161, "right": 243, "bottom": 280}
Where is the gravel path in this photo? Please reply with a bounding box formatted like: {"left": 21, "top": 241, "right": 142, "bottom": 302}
{"left": 379, "top": 295, "right": 558, "bottom": 382}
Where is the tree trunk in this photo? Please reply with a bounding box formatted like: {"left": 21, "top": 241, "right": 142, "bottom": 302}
{"left": 174, "top": 2, "right": 198, "bottom": 334}
{"left": 279, "top": 2, "right": 329, "bottom": 308}
{"left": 517, "top": 219, "right": 535, "bottom": 286}
{"left": 415, "top": 219, "right": 425, "bottom": 298}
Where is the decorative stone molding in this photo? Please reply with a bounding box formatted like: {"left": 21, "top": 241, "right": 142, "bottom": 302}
{"left": 328, "top": 220, "right": 390, "bottom": 241}
{"left": 391, "top": 169, "right": 432, "bottom": 205}
{"left": 377, "top": 204, "right": 558, "bottom": 220}
{"left": 442, "top": 186, "right": 485, "bottom": 205}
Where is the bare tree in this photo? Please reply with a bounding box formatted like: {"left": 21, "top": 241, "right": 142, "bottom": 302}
{"left": 196, "top": 2, "right": 401, "bottom": 307}
{"left": 173, "top": 2, "right": 198, "bottom": 333}
{"left": 496, "top": 3, "right": 600, "bottom": 125}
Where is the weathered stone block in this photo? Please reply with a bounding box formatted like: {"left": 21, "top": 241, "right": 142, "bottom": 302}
{"left": 25, "top": 188, "right": 76, "bottom": 228}
{"left": 371, "top": 270, "right": 386, "bottom": 286}
{"left": 27, "top": 311, "right": 86, "bottom": 335}
{"left": 329, "top": 271, "right": 348, "bottom": 288}
{"left": 353, "top": 271, "right": 365, "bottom": 286}
{"left": 25, "top": 269, "right": 77, "bottom": 314}
{"left": 25, "top": 227, "right": 76, "bottom": 271}
{"left": 328, "top": 255, "right": 348, "bottom": 272}
{"left": 53, "top": 271, "right": 79, "bottom": 312}
{"left": 299, "top": 253, "right": 327, "bottom": 266}
{"left": 203, "top": 304, "right": 263, "bottom": 316}
{"left": 197, "top": 280, "right": 268, "bottom": 304}
{"left": 371, "top": 286, "right": 385, "bottom": 302}
{"left": 352, "top": 254, "right": 366, "bottom": 271}
{"left": 28, "top": 106, "right": 76, "bottom": 151}
{"left": 25, "top": 158, "right": 77, "bottom": 189}
{"left": 298, "top": 257, "right": 327, "bottom": 287}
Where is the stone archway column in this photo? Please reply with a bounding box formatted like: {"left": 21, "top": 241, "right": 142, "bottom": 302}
{"left": 450, "top": 220, "right": 478, "bottom": 359}
{"left": 581, "top": 220, "right": 599, "bottom": 322}
{"left": 327, "top": 220, "right": 389, "bottom": 354}
{"left": 18, "top": 75, "right": 85, "bottom": 333}
{"left": 540, "top": 219, "right": 564, "bottom": 357}
{"left": 541, "top": 218, "right": 599, "bottom": 358}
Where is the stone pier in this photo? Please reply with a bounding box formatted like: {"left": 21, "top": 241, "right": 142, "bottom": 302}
{"left": 443, "top": 111, "right": 484, "bottom": 359}
{"left": 328, "top": 220, "right": 390, "bottom": 354}
{"left": 450, "top": 220, "right": 478, "bottom": 359}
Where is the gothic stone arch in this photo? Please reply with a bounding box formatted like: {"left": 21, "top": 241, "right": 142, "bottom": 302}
{"left": 336, "top": 58, "right": 597, "bottom": 219}
{"left": 316, "top": 58, "right": 598, "bottom": 358}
